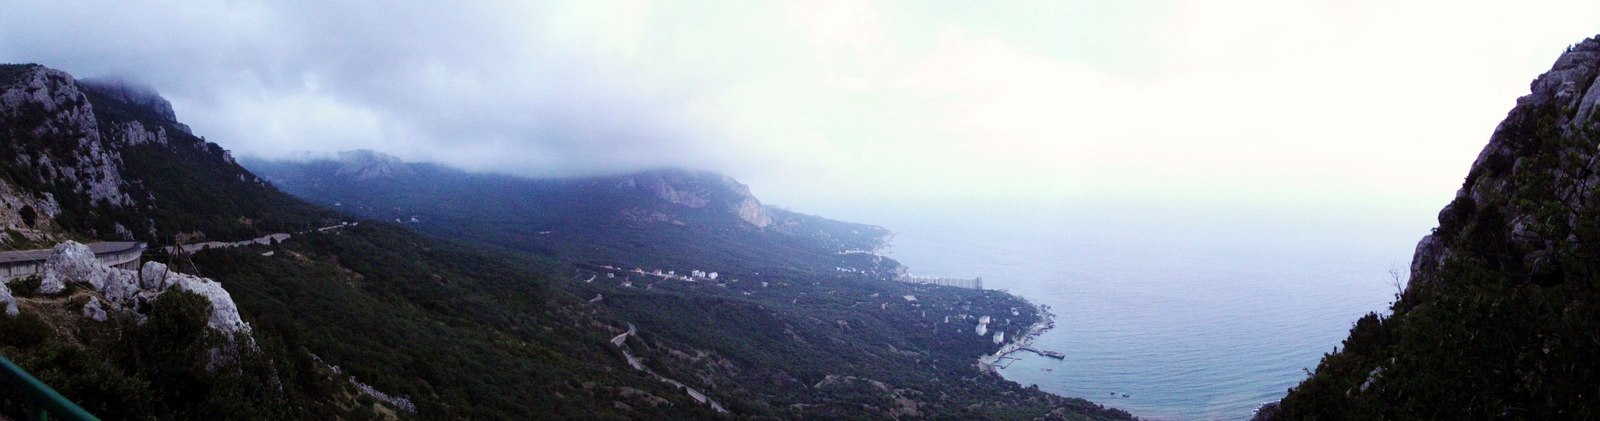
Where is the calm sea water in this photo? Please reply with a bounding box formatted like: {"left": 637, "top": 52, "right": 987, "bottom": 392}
{"left": 862, "top": 201, "right": 1432, "bottom": 420}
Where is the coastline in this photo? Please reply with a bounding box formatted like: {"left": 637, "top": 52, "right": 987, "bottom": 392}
{"left": 979, "top": 298, "right": 1056, "bottom": 374}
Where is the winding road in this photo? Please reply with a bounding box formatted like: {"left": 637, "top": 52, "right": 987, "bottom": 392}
{"left": 611, "top": 322, "right": 728, "bottom": 413}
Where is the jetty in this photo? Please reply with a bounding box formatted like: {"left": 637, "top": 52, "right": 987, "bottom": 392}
{"left": 1022, "top": 347, "right": 1065, "bottom": 359}
{"left": 979, "top": 303, "right": 1064, "bottom": 372}
{"left": 900, "top": 275, "right": 983, "bottom": 290}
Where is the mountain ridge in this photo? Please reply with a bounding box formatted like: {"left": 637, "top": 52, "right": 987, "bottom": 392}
{"left": 0, "top": 63, "right": 1134, "bottom": 420}
{"left": 243, "top": 152, "right": 900, "bottom": 277}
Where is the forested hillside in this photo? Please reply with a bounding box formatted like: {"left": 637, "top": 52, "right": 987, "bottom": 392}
{"left": 0, "top": 63, "right": 1132, "bottom": 419}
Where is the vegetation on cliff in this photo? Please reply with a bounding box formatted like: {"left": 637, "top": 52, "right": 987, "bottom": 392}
{"left": 1266, "top": 37, "right": 1600, "bottom": 419}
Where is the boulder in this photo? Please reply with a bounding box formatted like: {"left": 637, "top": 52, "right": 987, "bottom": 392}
{"left": 139, "top": 261, "right": 175, "bottom": 290}
{"left": 83, "top": 297, "right": 106, "bottom": 322}
{"left": 38, "top": 241, "right": 252, "bottom": 334}
{"left": 39, "top": 241, "right": 112, "bottom": 294}
{"left": 0, "top": 283, "right": 15, "bottom": 317}
{"left": 171, "top": 276, "right": 251, "bottom": 334}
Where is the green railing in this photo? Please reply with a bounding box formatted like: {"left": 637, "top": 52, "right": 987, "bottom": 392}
{"left": 0, "top": 354, "right": 97, "bottom": 420}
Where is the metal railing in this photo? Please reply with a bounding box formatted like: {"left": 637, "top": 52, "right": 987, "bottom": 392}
{"left": 0, "top": 353, "right": 97, "bottom": 420}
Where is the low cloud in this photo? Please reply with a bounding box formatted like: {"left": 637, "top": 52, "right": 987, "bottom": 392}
{"left": 2, "top": 1, "right": 1598, "bottom": 213}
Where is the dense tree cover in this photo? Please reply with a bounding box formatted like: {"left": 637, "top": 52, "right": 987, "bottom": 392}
{"left": 249, "top": 157, "right": 1132, "bottom": 418}
{"left": 0, "top": 290, "right": 309, "bottom": 419}
{"left": 594, "top": 273, "right": 1114, "bottom": 419}
{"left": 187, "top": 223, "right": 716, "bottom": 419}
{"left": 243, "top": 163, "right": 1132, "bottom": 418}
{"left": 0, "top": 64, "right": 1131, "bottom": 419}
{"left": 185, "top": 221, "right": 1130, "bottom": 419}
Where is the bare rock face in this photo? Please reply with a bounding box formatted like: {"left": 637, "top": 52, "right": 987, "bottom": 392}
{"left": 733, "top": 196, "right": 772, "bottom": 228}
{"left": 0, "top": 282, "right": 15, "bottom": 317}
{"left": 83, "top": 297, "right": 107, "bottom": 322}
{"left": 139, "top": 260, "right": 174, "bottom": 290}
{"left": 162, "top": 265, "right": 252, "bottom": 334}
{"left": 113, "top": 120, "right": 170, "bottom": 146}
{"left": 1523, "top": 38, "right": 1600, "bottom": 122}
{"left": 0, "top": 179, "right": 62, "bottom": 243}
{"left": 38, "top": 241, "right": 110, "bottom": 294}
{"left": 0, "top": 65, "right": 133, "bottom": 208}
{"left": 1410, "top": 36, "right": 1600, "bottom": 289}
{"left": 39, "top": 241, "right": 251, "bottom": 334}
{"left": 335, "top": 149, "right": 412, "bottom": 180}
{"left": 618, "top": 169, "right": 775, "bottom": 228}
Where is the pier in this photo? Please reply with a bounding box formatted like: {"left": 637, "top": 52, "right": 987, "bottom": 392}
{"left": 900, "top": 275, "right": 983, "bottom": 290}
{"left": 1021, "top": 347, "right": 1065, "bottom": 359}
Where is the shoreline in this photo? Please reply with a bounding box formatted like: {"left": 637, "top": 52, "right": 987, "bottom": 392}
{"left": 978, "top": 298, "right": 1056, "bottom": 374}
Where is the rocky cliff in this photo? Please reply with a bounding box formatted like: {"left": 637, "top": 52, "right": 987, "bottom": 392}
{"left": 1265, "top": 35, "right": 1600, "bottom": 419}
{"left": 0, "top": 66, "right": 132, "bottom": 242}
{"left": 615, "top": 168, "right": 774, "bottom": 228}
{"left": 333, "top": 149, "right": 412, "bottom": 180}
{"left": 0, "top": 63, "right": 331, "bottom": 244}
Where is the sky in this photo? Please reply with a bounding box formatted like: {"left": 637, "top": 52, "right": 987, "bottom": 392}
{"left": 2, "top": 1, "right": 1599, "bottom": 215}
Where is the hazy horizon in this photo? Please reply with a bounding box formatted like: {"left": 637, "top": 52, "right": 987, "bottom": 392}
{"left": 4, "top": 1, "right": 1600, "bottom": 217}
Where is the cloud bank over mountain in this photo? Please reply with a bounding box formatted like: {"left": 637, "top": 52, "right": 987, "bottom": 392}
{"left": 3, "top": 1, "right": 1598, "bottom": 211}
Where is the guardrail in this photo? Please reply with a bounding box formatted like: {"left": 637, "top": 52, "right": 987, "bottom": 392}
{"left": 0, "top": 353, "right": 97, "bottom": 420}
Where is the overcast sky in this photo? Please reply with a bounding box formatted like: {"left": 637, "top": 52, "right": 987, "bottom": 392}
{"left": 2, "top": 1, "right": 1599, "bottom": 214}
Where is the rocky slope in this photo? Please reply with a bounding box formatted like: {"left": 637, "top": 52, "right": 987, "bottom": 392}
{"left": 0, "top": 63, "right": 333, "bottom": 245}
{"left": 1263, "top": 35, "right": 1600, "bottom": 419}
{"left": 0, "top": 64, "right": 696, "bottom": 419}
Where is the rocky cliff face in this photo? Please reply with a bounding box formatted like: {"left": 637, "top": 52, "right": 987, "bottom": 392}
{"left": 0, "top": 63, "right": 304, "bottom": 244}
{"left": 1413, "top": 37, "right": 1600, "bottom": 289}
{"left": 334, "top": 149, "right": 412, "bottom": 180}
{"left": 0, "top": 65, "right": 132, "bottom": 209}
{"left": 616, "top": 169, "right": 774, "bottom": 228}
{"left": 1266, "top": 35, "right": 1600, "bottom": 419}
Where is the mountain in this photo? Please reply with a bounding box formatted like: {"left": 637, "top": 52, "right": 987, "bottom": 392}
{"left": 0, "top": 63, "right": 703, "bottom": 419}
{"left": 246, "top": 153, "right": 1141, "bottom": 419}
{"left": 0, "top": 63, "right": 1133, "bottom": 419}
{"left": 0, "top": 64, "right": 336, "bottom": 247}
{"left": 243, "top": 153, "right": 901, "bottom": 278}
{"left": 1260, "top": 36, "right": 1600, "bottom": 419}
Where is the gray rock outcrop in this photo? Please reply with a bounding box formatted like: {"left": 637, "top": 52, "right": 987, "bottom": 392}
{"left": 38, "top": 240, "right": 110, "bottom": 294}
{"left": 617, "top": 169, "right": 774, "bottom": 228}
{"left": 83, "top": 297, "right": 106, "bottom": 322}
{"left": 114, "top": 120, "right": 170, "bottom": 146}
{"left": 0, "top": 282, "right": 15, "bottom": 317}
{"left": 39, "top": 241, "right": 251, "bottom": 334}
{"left": 1410, "top": 36, "right": 1600, "bottom": 289}
{"left": 335, "top": 149, "right": 412, "bottom": 180}
{"left": 0, "top": 65, "right": 133, "bottom": 208}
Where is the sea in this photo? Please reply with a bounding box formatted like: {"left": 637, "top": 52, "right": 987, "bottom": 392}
{"left": 855, "top": 199, "right": 1436, "bottom": 420}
